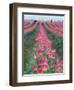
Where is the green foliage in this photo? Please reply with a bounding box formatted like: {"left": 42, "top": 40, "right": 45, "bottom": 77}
{"left": 45, "top": 29, "right": 63, "bottom": 60}
{"left": 47, "top": 67, "right": 51, "bottom": 73}
{"left": 23, "top": 25, "right": 39, "bottom": 74}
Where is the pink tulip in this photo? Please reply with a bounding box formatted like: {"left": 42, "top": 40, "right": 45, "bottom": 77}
{"left": 52, "top": 49, "right": 56, "bottom": 53}
{"left": 33, "top": 54, "right": 37, "bottom": 59}
{"left": 49, "top": 64, "right": 53, "bottom": 68}
{"left": 37, "top": 59, "right": 47, "bottom": 66}
{"left": 46, "top": 48, "right": 50, "bottom": 54}
{"left": 48, "top": 52, "right": 55, "bottom": 59}
{"left": 42, "top": 64, "right": 48, "bottom": 71}
{"left": 43, "top": 56, "right": 47, "bottom": 61}
{"left": 38, "top": 49, "right": 43, "bottom": 55}
{"left": 40, "top": 44, "right": 44, "bottom": 50}
{"left": 37, "top": 60, "right": 42, "bottom": 66}
{"left": 37, "top": 60, "right": 43, "bottom": 66}
{"left": 32, "top": 66, "right": 37, "bottom": 71}
{"left": 56, "top": 58, "right": 63, "bottom": 73}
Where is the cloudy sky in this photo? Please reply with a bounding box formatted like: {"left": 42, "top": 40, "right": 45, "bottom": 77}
{"left": 24, "top": 14, "right": 64, "bottom": 21}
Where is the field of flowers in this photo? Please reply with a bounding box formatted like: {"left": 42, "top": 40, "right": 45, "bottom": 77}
{"left": 23, "top": 19, "right": 63, "bottom": 74}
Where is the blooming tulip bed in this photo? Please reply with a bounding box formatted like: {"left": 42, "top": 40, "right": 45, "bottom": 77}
{"left": 23, "top": 20, "right": 63, "bottom": 74}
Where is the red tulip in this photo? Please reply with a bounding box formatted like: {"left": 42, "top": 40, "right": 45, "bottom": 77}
{"left": 37, "top": 68, "right": 43, "bottom": 73}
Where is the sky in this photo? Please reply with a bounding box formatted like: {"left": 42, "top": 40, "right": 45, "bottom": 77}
{"left": 24, "top": 14, "right": 64, "bottom": 21}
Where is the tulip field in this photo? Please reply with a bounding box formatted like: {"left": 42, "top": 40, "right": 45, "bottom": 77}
{"left": 23, "top": 19, "right": 63, "bottom": 74}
